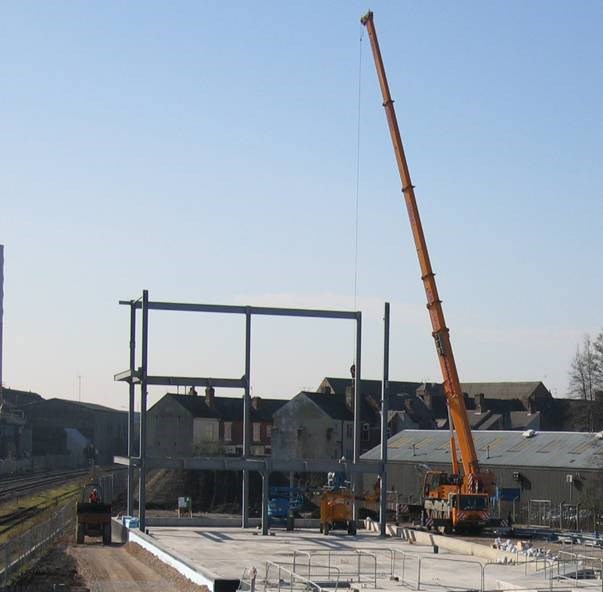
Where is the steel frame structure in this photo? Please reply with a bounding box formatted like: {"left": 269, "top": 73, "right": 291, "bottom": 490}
{"left": 115, "top": 291, "right": 391, "bottom": 535}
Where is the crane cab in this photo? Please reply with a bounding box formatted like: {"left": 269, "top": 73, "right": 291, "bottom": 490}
{"left": 423, "top": 471, "right": 490, "bottom": 533}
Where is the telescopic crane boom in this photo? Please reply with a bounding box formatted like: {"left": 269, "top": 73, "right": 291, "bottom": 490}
{"left": 361, "top": 11, "right": 494, "bottom": 530}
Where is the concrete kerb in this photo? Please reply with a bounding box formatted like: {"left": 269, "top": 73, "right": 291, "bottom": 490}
{"left": 145, "top": 516, "right": 321, "bottom": 529}
{"left": 363, "top": 518, "right": 519, "bottom": 563}
{"left": 112, "top": 518, "right": 230, "bottom": 592}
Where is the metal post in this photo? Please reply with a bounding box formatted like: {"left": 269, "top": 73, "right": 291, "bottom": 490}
{"left": 352, "top": 312, "right": 362, "bottom": 521}
{"left": 127, "top": 302, "right": 136, "bottom": 517}
{"left": 0, "top": 245, "right": 4, "bottom": 398}
{"left": 261, "top": 470, "right": 269, "bottom": 535}
{"left": 242, "top": 308, "right": 251, "bottom": 528}
{"left": 380, "top": 302, "right": 390, "bottom": 536}
{"left": 138, "top": 289, "right": 149, "bottom": 531}
{"left": 287, "top": 471, "right": 294, "bottom": 531}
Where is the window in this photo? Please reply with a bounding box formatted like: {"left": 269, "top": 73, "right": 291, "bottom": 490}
{"left": 266, "top": 425, "right": 272, "bottom": 441}
{"left": 224, "top": 422, "right": 232, "bottom": 442}
{"left": 459, "top": 495, "right": 487, "bottom": 510}
{"left": 361, "top": 422, "right": 370, "bottom": 442}
{"left": 253, "top": 422, "right": 261, "bottom": 442}
{"left": 205, "top": 422, "right": 218, "bottom": 441}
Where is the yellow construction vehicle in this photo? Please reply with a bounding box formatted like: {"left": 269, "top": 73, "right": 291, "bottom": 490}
{"left": 361, "top": 11, "right": 495, "bottom": 533}
{"left": 75, "top": 481, "right": 112, "bottom": 544}
{"left": 319, "top": 471, "right": 357, "bottom": 535}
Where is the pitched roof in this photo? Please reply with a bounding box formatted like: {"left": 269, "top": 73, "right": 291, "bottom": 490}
{"left": 362, "top": 429, "right": 603, "bottom": 470}
{"left": 319, "top": 377, "right": 423, "bottom": 397}
{"left": 1, "top": 388, "right": 44, "bottom": 408}
{"left": 29, "top": 397, "right": 126, "bottom": 415}
{"left": 163, "top": 394, "right": 286, "bottom": 421}
{"left": 460, "top": 382, "right": 549, "bottom": 401}
{"left": 301, "top": 391, "right": 354, "bottom": 421}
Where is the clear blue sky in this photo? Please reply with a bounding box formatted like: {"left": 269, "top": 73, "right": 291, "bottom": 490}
{"left": 1, "top": 1, "right": 602, "bottom": 409}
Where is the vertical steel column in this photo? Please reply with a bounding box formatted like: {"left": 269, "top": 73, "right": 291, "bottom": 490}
{"left": 261, "top": 470, "right": 270, "bottom": 535}
{"left": 139, "top": 289, "right": 149, "bottom": 531}
{"left": 242, "top": 308, "right": 251, "bottom": 528}
{"left": 353, "top": 311, "right": 362, "bottom": 521}
{"left": 380, "top": 302, "right": 390, "bottom": 536}
{"left": 127, "top": 302, "right": 137, "bottom": 517}
{"left": 0, "top": 245, "right": 4, "bottom": 398}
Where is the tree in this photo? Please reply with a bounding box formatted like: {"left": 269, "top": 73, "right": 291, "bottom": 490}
{"left": 568, "top": 335, "right": 600, "bottom": 400}
{"left": 593, "top": 331, "right": 603, "bottom": 391}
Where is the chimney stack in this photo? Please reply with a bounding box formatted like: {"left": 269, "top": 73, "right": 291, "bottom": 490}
{"left": 417, "top": 384, "right": 432, "bottom": 410}
{"left": 251, "top": 396, "right": 261, "bottom": 410}
{"left": 205, "top": 386, "right": 215, "bottom": 407}
{"left": 474, "top": 393, "right": 485, "bottom": 414}
{"left": 345, "top": 385, "right": 354, "bottom": 411}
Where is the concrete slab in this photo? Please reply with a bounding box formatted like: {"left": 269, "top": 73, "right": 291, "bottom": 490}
{"left": 142, "top": 526, "right": 541, "bottom": 592}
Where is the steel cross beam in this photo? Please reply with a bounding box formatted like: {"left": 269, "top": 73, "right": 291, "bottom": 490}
{"left": 113, "top": 455, "right": 382, "bottom": 474}
{"left": 119, "top": 299, "right": 358, "bottom": 320}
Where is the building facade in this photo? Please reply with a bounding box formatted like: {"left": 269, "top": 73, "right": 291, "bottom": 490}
{"left": 147, "top": 387, "right": 286, "bottom": 458}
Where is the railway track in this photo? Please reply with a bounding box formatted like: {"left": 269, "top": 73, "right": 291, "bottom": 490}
{"left": 0, "top": 469, "right": 91, "bottom": 500}
{"left": 0, "top": 465, "right": 126, "bottom": 501}
{"left": 0, "top": 466, "right": 126, "bottom": 538}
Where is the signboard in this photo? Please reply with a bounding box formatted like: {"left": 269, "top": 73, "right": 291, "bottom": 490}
{"left": 496, "top": 487, "right": 520, "bottom": 501}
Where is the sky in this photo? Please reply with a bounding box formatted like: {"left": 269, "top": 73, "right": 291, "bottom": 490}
{"left": 1, "top": 1, "right": 602, "bottom": 410}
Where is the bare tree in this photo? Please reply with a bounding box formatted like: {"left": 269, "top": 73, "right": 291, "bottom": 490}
{"left": 593, "top": 331, "right": 603, "bottom": 391}
{"left": 569, "top": 335, "right": 597, "bottom": 400}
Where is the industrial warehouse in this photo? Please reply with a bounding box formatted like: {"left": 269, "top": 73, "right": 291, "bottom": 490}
{"left": 1, "top": 5, "right": 602, "bottom": 592}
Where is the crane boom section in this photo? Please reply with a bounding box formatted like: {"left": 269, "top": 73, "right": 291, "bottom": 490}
{"left": 361, "top": 11, "right": 480, "bottom": 478}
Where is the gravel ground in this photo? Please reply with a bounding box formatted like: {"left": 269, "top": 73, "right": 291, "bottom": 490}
{"left": 8, "top": 540, "right": 87, "bottom": 592}
{"left": 9, "top": 537, "right": 209, "bottom": 592}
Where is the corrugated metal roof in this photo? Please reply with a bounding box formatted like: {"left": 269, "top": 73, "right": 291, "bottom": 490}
{"left": 361, "top": 429, "right": 603, "bottom": 470}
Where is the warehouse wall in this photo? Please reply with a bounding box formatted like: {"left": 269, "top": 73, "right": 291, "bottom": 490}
{"left": 365, "top": 462, "right": 603, "bottom": 509}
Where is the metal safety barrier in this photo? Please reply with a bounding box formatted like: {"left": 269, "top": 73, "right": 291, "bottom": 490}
{"left": 264, "top": 560, "right": 333, "bottom": 592}
{"left": 292, "top": 549, "right": 376, "bottom": 587}
{"left": 0, "top": 503, "right": 74, "bottom": 588}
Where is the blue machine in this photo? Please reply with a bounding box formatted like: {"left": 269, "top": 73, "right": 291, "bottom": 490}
{"left": 268, "top": 487, "right": 304, "bottom": 519}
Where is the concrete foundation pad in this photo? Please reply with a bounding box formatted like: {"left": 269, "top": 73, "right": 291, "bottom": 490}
{"left": 139, "top": 525, "right": 540, "bottom": 592}
{"left": 116, "top": 521, "right": 591, "bottom": 592}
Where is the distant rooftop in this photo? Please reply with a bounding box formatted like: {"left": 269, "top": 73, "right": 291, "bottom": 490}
{"left": 361, "top": 429, "right": 603, "bottom": 470}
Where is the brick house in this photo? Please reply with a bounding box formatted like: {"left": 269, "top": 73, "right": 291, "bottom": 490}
{"left": 147, "top": 387, "right": 286, "bottom": 457}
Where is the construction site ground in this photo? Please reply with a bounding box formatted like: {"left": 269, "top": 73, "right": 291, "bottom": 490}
{"left": 143, "top": 525, "right": 599, "bottom": 591}
{"left": 13, "top": 538, "right": 207, "bottom": 592}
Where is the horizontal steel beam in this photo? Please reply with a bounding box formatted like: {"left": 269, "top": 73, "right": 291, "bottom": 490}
{"left": 114, "top": 369, "right": 139, "bottom": 383}
{"left": 146, "top": 376, "right": 245, "bottom": 388}
{"left": 119, "top": 299, "right": 358, "bottom": 320}
{"left": 114, "top": 455, "right": 381, "bottom": 474}
{"left": 114, "top": 370, "right": 245, "bottom": 389}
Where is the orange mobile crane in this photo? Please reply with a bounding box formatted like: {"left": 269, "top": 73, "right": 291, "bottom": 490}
{"left": 361, "top": 11, "right": 495, "bottom": 533}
